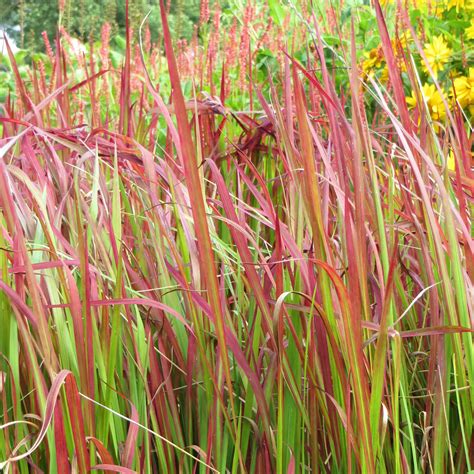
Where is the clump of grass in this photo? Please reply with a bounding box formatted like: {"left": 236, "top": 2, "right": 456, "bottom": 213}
{"left": 0, "top": 1, "right": 472, "bottom": 473}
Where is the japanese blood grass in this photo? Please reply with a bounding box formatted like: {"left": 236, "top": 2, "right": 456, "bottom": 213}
{"left": 0, "top": 2, "right": 473, "bottom": 474}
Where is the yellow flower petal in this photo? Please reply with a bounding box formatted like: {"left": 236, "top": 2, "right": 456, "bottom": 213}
{"left": 422, "top": 35, "right": 452, "bottom": 79}
{"left": 447, "top": 151, "right": 456, "bottom": 171}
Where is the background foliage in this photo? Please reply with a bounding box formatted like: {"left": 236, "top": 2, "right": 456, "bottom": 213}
{"left": 0, "top": 0, "right": 203, "bottom": 49}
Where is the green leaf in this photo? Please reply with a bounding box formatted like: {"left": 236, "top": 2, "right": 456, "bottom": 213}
{"left": 268, "top": 0, "right": 286, "bottom": 26}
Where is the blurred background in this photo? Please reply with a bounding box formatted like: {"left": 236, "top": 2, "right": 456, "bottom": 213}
{"left": 0, "top": 0, "right": 205, "bottom": 50}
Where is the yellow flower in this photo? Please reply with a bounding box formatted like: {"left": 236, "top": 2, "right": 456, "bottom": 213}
{"left": 411, "top": 0, "right": 446, "bottom": 16}
{"left": 466, "top": 19, "right": 474, "bottom": 41}
{"left": 362, "top": 47, "right": 385, "bottom": 75}
{"left": 391, "top": 32, "right": 411, "bottom": 56}
{"left": 380, "top": 61, "right": 406, "bottom": 83}
{"left": 445, "top": 0, "right": 465, "bottom": 11}
{"left": 397, "top": 31, "right": 412, "bottom": 49}
{"left": 445, "top": 0, "right": 474, "bottom": 10}
{"left": 447, "top": 151, "right": 456, "bottom": 171}
{"left": 422, "top": 35, "right": 452, "bottom": 78}
{"left": 407, "top": 83, "right": 447, "bottom": 121}
{"left": 451, "top": 68, "right": 474, "bottom": 114}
